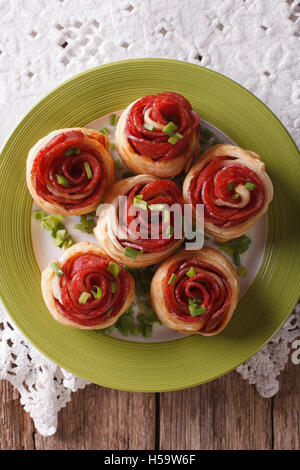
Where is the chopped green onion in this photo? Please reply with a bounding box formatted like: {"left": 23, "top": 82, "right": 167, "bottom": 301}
{"left": 33, "top": 210, "right": 46, "bottom": 220}
{"left": 186, "top": 267, "right": 196, "bottom": 278}
{"left": 233, "top": 251, "right": 241, "bottom": 266}
{"left": 79, "top": 292, "right": 91, "bottom": 304}
{"left": 106, "top": 307, "right": 114, "bottom": 317}
{"left": 143, "top": 123, "right": 155, "bottom": 131}
{"left": 200, "top": 128, "right": 214, "bottom": 143}
{"left": 168, "top": 133, "right": 183, "bottom": 145}
{"left": 42, "top": 214, "right": 64, "bottom": 230}
{"left": 135, "top": 194, "right": 144, "bottom": 200}
{"left": 237, "top": 266, "right": 247, "bottom": 277}
{"left": 227, "top": 182, "right": 235, "bottom": 191}
{"left": 50, "top": 262, "right": 64, "bottom": 277}
{"left": 124, "top": 246, "right": 142, "bottom": 259}
{"left": 142, "top": 324, "right": 153, "bottom": 338}
{"left": 133, "top": 197, "right": 148, "bottom": 210}
{"left": 114, "top": 158, "right": 122, "bottom": 169}
{"left": 56, "top": 229, "right": 67, "bottom": 241}
{"left": 109, "top": 142, "right": 116, "bottom": 151}
{"left": 110, "top": 114, "right": 117, "bottom": 125}
{"left": 86, "top": 210, "right": 96, "bottom": 217}
{"left": 55, "top": 174, "right": 69, "bottom": 186}
{"left": 84, "top": 162, "right": 92, "bottom": 179}
{"left": 110, "top": 281, "right": 116, "bottom": 294}
{"left": 137, "top": 302, "right": 154, "bottom": 316}
{"left": 168, "top": 273, "right": 177, "bottom": 286}
{"left": 99, "top": 127, "right": 109, "bottom": 136}
{"left": 232, "top": 193, "right": 240, "bottom": 200}
{"left": 61, "top": 236, "right": 73, "bottom": 250}
{"left": 188, "top": 298, "right": 206, "bottom": 316}
{"left": 91, "top": 286, "right": 102, "bottom": 299}
{"left": 107, "top": 261, "right": 121, "bottom": 278}
{"left": 53, "top": 238, "right": 63, "bottom": 247}
{"left": 162, "top": 122, "right": 178, "bottom": 136}
{"left": 245, "top": 182, "right": 256, "bottom": 191}
{"left": 165, "top": 225, "right": 174, "bottom": 238}
{"left": 65, "top": 146, "right": 80, "bottom": 157}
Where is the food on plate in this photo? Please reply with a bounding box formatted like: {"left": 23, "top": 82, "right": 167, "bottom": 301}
{"left": 115, "top": 92, "right": 200, "bottom": 178}
{"left": 94, "top": 174, "right": 184, "bottom": 267}
{"left": 41, "top": 241, "right": 135, "bottom": 329}
{"left": 26, "top": 128, "right": 114, "bottom": 215}
{"left": 183, "top": 144, "right": 273, "bottom": 242}
{"left": 151, "top": 247, "right": 239, "bottom": 336}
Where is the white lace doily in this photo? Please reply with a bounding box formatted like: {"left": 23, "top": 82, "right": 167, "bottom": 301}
{"left": 0, "top": 0, "right": 299, "bottom": 436}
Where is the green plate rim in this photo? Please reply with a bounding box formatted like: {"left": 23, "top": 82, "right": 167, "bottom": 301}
{"left": 0, "top": 58, "right": 299, "bottom": 392}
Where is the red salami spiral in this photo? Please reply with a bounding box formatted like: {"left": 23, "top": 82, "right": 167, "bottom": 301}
{"left": 150, "top": 248, "right": 239, "bottom": 336}
{"left": 125, "top": 92, "right": 200, "bottom": 161}
{"left": 27, "top": 128, "right": 114, "bottom": 215}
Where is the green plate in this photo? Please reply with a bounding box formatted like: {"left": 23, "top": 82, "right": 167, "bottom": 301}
{"left": 0, "top": 59, "right": 299, "bottom": 392}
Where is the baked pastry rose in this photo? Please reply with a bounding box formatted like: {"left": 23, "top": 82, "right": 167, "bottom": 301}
{"left": 150, "top": 247, "right": 239, "bottom": 336}
{"left": 183, "top": 144, "right": 273, "bottom": 242}
{"left": 41, "top": 242, "right": 135, "bottom": 329}
{"left": 27, "top": 128, "right": 114, "bottom": 215}
{"left": 94, "top": 174, "right": 184, "bottom": 267}
{"left": 115, "top": 92, "right": 200, "bottom": 178}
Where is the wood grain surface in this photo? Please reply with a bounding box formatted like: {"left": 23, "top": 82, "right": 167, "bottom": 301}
{"left": 0, "top": 361, "right": 299, "bottom": 450}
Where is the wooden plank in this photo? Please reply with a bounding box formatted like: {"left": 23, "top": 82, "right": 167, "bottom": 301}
{"left": 159, "top": 370, "right": 273, "bottom": 450}
{"left": 34, "top": 384, "right": 156, "bottom": 450}
{"left": 0, "top": 380, "right": 35, "bottom": 450}
{"left": 272, "top": 360, "right": 300, "bottom": 450}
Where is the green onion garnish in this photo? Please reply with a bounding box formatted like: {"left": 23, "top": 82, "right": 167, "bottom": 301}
{"left": 50, "top": 262, "right": 64, "bottom": 277}
{"left": 61, "top": 235, "right": 73, "bottom": 250}
{"left": 84, "top": 162, "right": 92, "bottom": 179}
{"left": 143, "top": 123, "right": 155, "bottom": 131}
{"left": 137, "top": 302, "right": 154, "bottom": 316}
{"left": 186, "top": 267, "right": 196, "bottom": 278}
{"left": 65, "top": 146, "right": 80, "bottom": 157}
{"left": 124, "top": 246, "right": 142, "bottom": 259}
{"left": 33, "top": 210, "right": 46, "bottom": 220}
{"left": 188, "top": 298, "right": 206, "bottom": 316}
{"left": 245, "top": 182, "right": 256, "bottom": 191}
{"left": 135, "top": 194, "right": 143, "bottom": 200}
{"left": 232, "top": 193, "right": 240, "bottom": 200}
{"left": 162, "top": 122, "right": 178, "bottom": 136}
{"left": 227, "top": 182, "right": 235, "bottom": 191}
{"left": 133, "top": 197, "right": 148, "bottom": 210}
{"left": 110, "top": 114, "right": 117, "bottom": 125}
{"left": 168, "top": 273, "right": 177, "bottom": 286}
{"left": 110, "top": 281, "right": 116, "bottom": 294}
{"left": 107, "top": 261, "right": 121, "bottom": 278}
{"left": 114, "top": 158, "right": 122, "bottom": 169}
{"left": 109, "top": 142, "right": 116, "bottom": 151}
{"left": 165, "top": 225, "right": 174, "bottom": 238}
{"left": 55, "top": 174, "right": 69, "bottom": 186}
{"left": 233, "top": 251, "right": 241, "bottom": 266}
{"left": 79, "top": 292, "right": 91, "bottom": 304}
{"left": 91, "top": 286, "right": 102, "bottom": 299}
{"left": 41, "top": 214, "right": 64, "bottom": 230}
{"left": 168, "top": 133, "right": 183, "bottom": 145}
{"left": 99, "top": 127, "right": 109, "bottom": 136}
{"left": 237, "top": 266, "right": 247, "bottom": 277}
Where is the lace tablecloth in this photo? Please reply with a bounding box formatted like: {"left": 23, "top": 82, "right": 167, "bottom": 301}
{"left": 0, "top": 0, "right": 299, "bottom": 436}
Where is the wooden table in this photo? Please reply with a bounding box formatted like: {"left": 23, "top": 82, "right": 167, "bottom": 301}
{"left": 0, "top": 359, "right": 299, "bottom": 450}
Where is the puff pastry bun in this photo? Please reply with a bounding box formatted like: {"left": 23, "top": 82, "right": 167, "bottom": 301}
{"left": 115, "top": 92, "right": 200, "bottom": 178}
{"left": 41, "top": 241, "right": 135, "bottom": 329}
{"left": 27, "top": 128, "right": 114, "bottom": 216}
{"left": 94, "top": 174, "right": 184, "bottom": 267}
{"left": 183, "top": 144, "right": 273, "bottom": 242}
{"left": 151, "top": 247, "right": 239, "bottom": 336}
